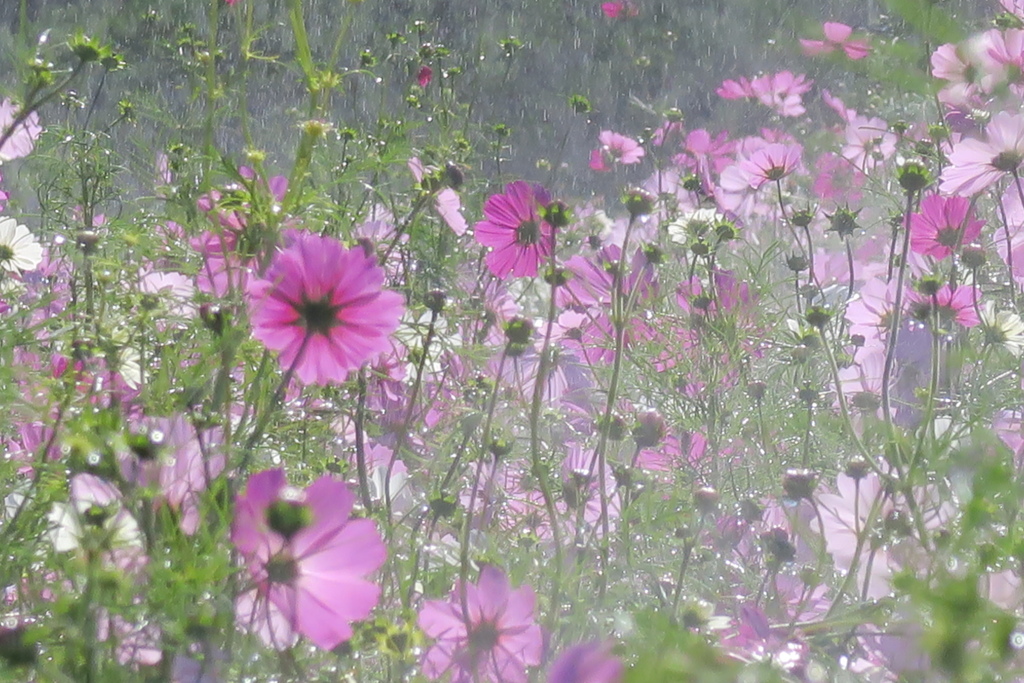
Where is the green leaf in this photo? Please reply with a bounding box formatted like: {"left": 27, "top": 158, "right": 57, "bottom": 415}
{"left": 883, "top": 0, "right": 965, "bottom": 44}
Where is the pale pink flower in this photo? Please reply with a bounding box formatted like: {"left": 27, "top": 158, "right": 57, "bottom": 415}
{"left": 750, "top": 71, "right": 813, "bottom": 117}
{"left": 589, "top": 130, "right": 645, "bottom": 171}
{"left": 821, "top": 89, "right": 857, "bottom": 123}
{"left": 800, "top": 22, "right": 870, "bottom": 60}
{"left": 232, "top": 469, "right": 386, "bottom": 650}
{"left": 409, "top": 157, "right": 468, "bottom": 235}
{"left": 940, "top": 111, "right": 1024, "bottom": 195}
{"left": 1004, "top": 0, "right": 1024, "bottom": 19}
{"left": 548, "top": 642, "right": 622, "bottom": 683}
{"left": 842, "top": 115, "right": 897, "bottom": 171}
{"left": 845, "top": 278, "right": 900, "bottom": 349}
{"left": 120, "top": 415, "right": 225, "bottom": 535}
{"left": 738, "top": 142, "right": 803, "bottom": 188}
{"left": 0, "top": 99, "right": 42, "bottom": 162}
{"left": 716, "top": 77, "right": 754, "bottom": 99}
{"left": 418, "top": 566, "right": 543, "bottom": 683}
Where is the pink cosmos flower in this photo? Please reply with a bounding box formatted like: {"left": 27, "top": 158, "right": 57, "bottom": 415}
{"left": 908, "top": 284, "right": 981, "bottom": 328}
{"left": 750, "top": 71, "right": 813, "bottom": 117}
{"left": 601, "top": 2, "right": 638, "bottom": 19}
{"left": 232, "top": 469, "right": 386, "bottom": 650}
{"left": 473, "top": 181, "right": 554, "bottom": 279}
{"left": 821, "top": 89, "right": 857, "bottom": 123}
{"left": 418, "top": 65, "right": 433, "bottom": 87}
{"left": 589, "top": 130, "right": 645, "bottom": 171}
{"left": 418, "top": 566, "right": 543, "bottom": 683}
{"left": 940, "top": 111, "right": 1024, "bottom": 196}
{"left": 120, "top": 415, "right": 225, "bottom": 535}
{"left": 909, "top": 194, "right": 984, "bottom": 259}
{"left": 0, "top": 99, "right": 42, "bottom": 162}
{"left": 548, "top": 642, "right": 623, "bottom": 683}
{"left": 841, "top": 115, "right": 897, "bottom": 171}
{"left": 845, "top": 278, "right": 900, "bottom": 349}
{"left": 717, "top": 72, "right": 812, "bottom": 117}
{"left": 247, "top": 231, "right": 404, "bottom": 385}
{"left": 1004, "top": 0, "right": 1024, "bottom": 19}
{"left": 716, "top": 77, "right": 754, "bottom": 99}
{"left": 812, "top": 152, "right": 865, "bottom": 205}
{"left": 409, "top": 157, "right": 468, "bottom": 235}
{"left": 800, "top": 22, "right": 870, "bottom": 60}
{"left": 738, "top": 142, "right": 803, "bottom": 188}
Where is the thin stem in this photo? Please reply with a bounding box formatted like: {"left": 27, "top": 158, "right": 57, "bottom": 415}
{"left": 880, "top": 191, "right": 916, "bottom": 460}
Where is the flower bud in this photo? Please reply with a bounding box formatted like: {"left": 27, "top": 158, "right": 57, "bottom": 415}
{"left": 827, "top": 206, "right": 861, "bottom": 238}
{"left": 791, "top": 207, "right": 815, "bottom": 228}
{"left": 786, "top": 254, "right": 808, "bottom": 272}
{"left": 622, "top": 188, "right": 656, "bottom": 218}
{"left": 76, "top": 230, "right": 100, "bottom": 255}
{"left": 804, "top": 306, "right": 832, "bottom": 330}
{"left": 844, "top": 458, "right": 871, "bottom": 480}
{"left": 127, "top": 429, "right": 165, "bottom": 461}
{"left": 542, "top": 200, "right": 572, "bottom": 228}
{"left": 598, "top": 414, "right": 627, "bottom": 441}
{"left": 760, "top": 527, "right": 796, "bottom": 563}
{"left": 632, "top": 411, "right": 666, "bottom": 449}
{"left": 265, "top": 499, "right": 313, "bottom": 540}
{"left": 694, "top": 486, "right": 719, "bottom": 514}
{"left": 897, "top": 161, "right": 932, "bottom": 193}
{"left": 961, "top": 244, "right": 986, "bottom": 269}
{"left": 488, "top": 437, "right": 514, "bottom": 459}
{"left": 782, "top": 468, "right": 818, "bottom": 500}
{"left": 199, "top": 303, "right": 226, "bottom": 336}
{"left": 504, "top": 317, "right": 534, "bottom": 345}
{"left": 424, "top": 290, "right": 447, "bottom": 315}
{"left": 796, "top": 384, "right": 819, "bottom": 405}
{"left": 746, "top": 381, "right": 767, "bottom": 402}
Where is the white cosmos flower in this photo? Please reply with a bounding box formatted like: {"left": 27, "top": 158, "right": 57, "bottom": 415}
{"left": 980, "top": 301, "right": 1024, "bottom": 356}
{"left": 666, "top": 208, "right": 725, "bottom": 245}
{"left": 0, "top": 216, "right": 42, "bottom": 272}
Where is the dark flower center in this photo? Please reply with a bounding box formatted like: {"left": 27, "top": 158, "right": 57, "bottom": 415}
{"left": 515, "top": 220, "right": 540, "bottom": 246}
{"left": 935, "top": 227, "right": 961, "bottom": 248}
{"left": 764, "top": 165, "right": 787, "bottom": 181}
{"left": 0, "top": 245, "right": 14, "bottom": 262}
{"left": 265, "top": 554, "right": 299, "bottom": 584}
{"left": 299, "top": 296, "right": 340, "bottom": 336}
{"left": 467, "top": 621, "right": 501, "bottom": 653}
{"left": 992, "top": 151, "right": 1022, "bottom": 172}
{"left": 851, "top": 391, "right": 881, "bottom": 412}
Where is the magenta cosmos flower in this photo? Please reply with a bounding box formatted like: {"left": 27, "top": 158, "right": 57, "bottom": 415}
{"left": 474, "top": 181, "right": 554, "bottom": 279}
{"left": 418, "top": 566, "right": 543, "bottom": 683}
{"left": 940, "top": 111, "right": 1024, "bottom": 196}
{"left": 909, "top": 194, "right": 984, "bottom": 259}
{"left": 908, "top": 284, "right": 981, "bottom": 328}
{"left": 248, "top": 231, "right": 404, "bottom": 385}
{"left": 232, "top": 469, "right": 386, "bottom": 650}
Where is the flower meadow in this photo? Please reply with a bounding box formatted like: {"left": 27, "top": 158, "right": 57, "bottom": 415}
{"left": 8, "top": 0, "right": 1024, "bottom": 681}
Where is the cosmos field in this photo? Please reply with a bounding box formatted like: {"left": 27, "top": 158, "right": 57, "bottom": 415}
{"left": 4, "top": 0, "right": 1024, "bottom": 681}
